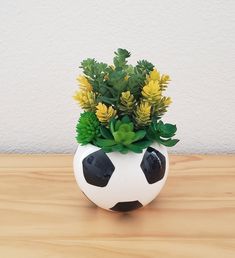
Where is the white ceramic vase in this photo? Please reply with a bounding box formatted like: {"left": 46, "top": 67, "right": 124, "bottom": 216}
{"left": 73, "top": 142, "right": 169, "bottom": 212}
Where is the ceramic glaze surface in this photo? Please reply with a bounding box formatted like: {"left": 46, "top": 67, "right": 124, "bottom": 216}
{"left": 73, "top": 143, "right": 169, "bottom": 212}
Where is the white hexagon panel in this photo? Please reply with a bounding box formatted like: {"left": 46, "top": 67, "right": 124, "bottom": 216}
{"left": 73, "top": 142, "right": 169, "bottom": 212}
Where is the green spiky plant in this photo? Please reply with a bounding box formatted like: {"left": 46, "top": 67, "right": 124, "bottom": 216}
{"left": 73, "top": 48, "right": 179, "bottom": 153}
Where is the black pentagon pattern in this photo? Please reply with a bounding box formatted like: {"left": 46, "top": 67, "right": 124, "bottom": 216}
{"left": 82, "top": 150, "right": 115, "bottom": 187}
{"left": 140, "top": 147, "right": 166, "bottom": 184}
{"left": 110, "top": 201, "right": 143, "bottom": 212}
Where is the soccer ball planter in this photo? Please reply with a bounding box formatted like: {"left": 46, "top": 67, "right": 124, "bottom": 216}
{"left": 73, "top": 49, "right": 179, "bottom": 212}
{"left": 74, "top": 142, "right": 168, "bottom": 212}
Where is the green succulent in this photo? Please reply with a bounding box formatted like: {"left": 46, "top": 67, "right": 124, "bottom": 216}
{"left": 147, "top": 120, "right": 179, "bottom": 147}
{"left": 75, "top": 49, "right": 179, "bottom": 153}
{"left": 135, "top": 60, "right": 154, "bottom": 75}
{"left": 94, "top": 116, "right": 152, "bottom": 154}
{"left": 76, "top": 112, "right": 101, "bottom": 145}
{"left": 113, "top": 48, "right": 131, "bottom": 69}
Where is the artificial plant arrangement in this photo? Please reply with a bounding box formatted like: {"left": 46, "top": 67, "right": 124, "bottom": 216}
{"left": 74, "top": 49, "right": 179, "bottom": 154}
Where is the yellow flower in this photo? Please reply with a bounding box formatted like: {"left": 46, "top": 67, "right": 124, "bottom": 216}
{"left": 159, "top": 74, "right": 171, "bottom": 91}
{"left": 142, "top": 80, "right": 161, "bottom": 104}
{"left": 135, "top": 101, "right": 151, "bottom": 126}
{"left": 146, "top": 69, "right": 160, "bottom": 82}
{"left": 121, "top": 90, "right": 134, "bottom": 101}
{"left": 76, "top": 75, "right": 93, "bottom": 92}
{"left": 73, "top": 90, "right": 96, "bottom": 111}
{"left": 161, "top": 74, "right": 170, "bottom": 83}
{"left": 162, "top": 96, "right": 172, "bottom": 106}
{"left": 96, "top": 103, "right": 117, "bottom": 123}
{"left": 146, "top": 69, "right": 171, "bottom": 91}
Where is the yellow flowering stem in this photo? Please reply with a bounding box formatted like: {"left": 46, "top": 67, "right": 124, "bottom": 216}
{"left": 134, "top": 101, "right": 151, "bottom": 127}
{"left": 76, "top": 75, "right": 93, "bottom": 91}
{"left": 154, "top": 97, "right": 172, "bottom": 117}
{"left": 159, "top": 74, "right": 171, "bottom": 91}
{"left": 73, "top": 90, "right": 96, "bottom": 111}
{"left": 142, "top": 80, "right": 161, "bottom": 104}
{"left": 96, "top": 103, "right": 117, "bottom": 124}
{"left": 146, "top": 68, "right": 160, "bottom": 82}
{"left": 146, "top": 69, "right": 171, "bottom": 91}
{"left": 119, "top": 91, "right": 136, "bottom": 114}
{"left": 163, "top": 96, "right": 172, "bottom": 106}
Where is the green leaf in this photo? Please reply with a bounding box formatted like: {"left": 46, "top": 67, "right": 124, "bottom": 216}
{"left": 113, "top": 48, "right": 131, "bottom": 69}
{"left": 113, "top": 131, "right": 135, "bottom": 145}
{"left": 102, "top": 146, "right": 112, "bottom": 153}
{"left": 100, "top": 126, "right": 113, "bottom": 139}
{"left": 158, "top": 138, "right": 180, "bottom": 147}
{"left": 118, "top": 124, "right": 133, "bottom": 132}
{"left": 157, "top": 120, "right": 163, "bottom": 129}
{"left": 146, "top": 126, "right": 155, "bottom": 140}
{"left": 159, "top": 122, "right": 177, "bottom": 137}
{"left": 95, "top": 138, "right": 116, "bottom": 147}
{"left": 122, "top": 132, "right": 136, "bottom": 145}
{"left": 99, "top": 96, "right": 118, "bottom": 105}
{"left": 109, "top": 119, "right": 116, "bottom": 134}
{"left": 120, "top": 147, "right": 129, "bottom": 154}
{"left": 111, "top": 144, "right": 124, "bottom": 152}
{"left": 115, "top": 48, "right": 131, "bottom": 58}
{"left": 128, "top": 122, "right": 134, "bottom": 131}
{"left": 133, "top": 140, "right": 152, "bottom": 149}
{"left": 114, "top": 120, "right": 122, "bottom": 131}
{"left": 101, "top": 85, "right": 118, "bottom": 96}
{"left": 112, "top": 131, "right": 123, "bottom": 143}
{"left": 147, "top": 121, "right": 179, "bottom": 147}
{"left": 133, "top": 130, "right": 146, "bottom": 142}
{"left": 136, "top": 60, "right": 154, "bottom": 74}
{"left": 121, "top": 115, "right": 131, "bottom": 123}
{"left": 127, "top": 144, "right": 143, "bottom": 153}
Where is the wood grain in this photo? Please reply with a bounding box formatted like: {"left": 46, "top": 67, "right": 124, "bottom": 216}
{"left": 0, "top": 154, "right": 235, "bottom": 258}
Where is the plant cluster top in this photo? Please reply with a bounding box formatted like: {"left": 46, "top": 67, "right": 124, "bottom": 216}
{"left": 73, "top": 49, "right": 179, "bottom": 154}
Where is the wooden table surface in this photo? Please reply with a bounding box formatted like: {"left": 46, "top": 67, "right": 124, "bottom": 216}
{"left": 0, "top": 154, "right": 234, "bottom": 258}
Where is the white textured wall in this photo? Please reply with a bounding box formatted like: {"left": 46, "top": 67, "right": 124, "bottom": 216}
{"left": 0, "top": 0, "right": 234, "bottom": 154}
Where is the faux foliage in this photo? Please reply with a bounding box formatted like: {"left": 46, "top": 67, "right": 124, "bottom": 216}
{"left": 147, "top": 121, "right": 179, "bottom": 147}
{"left": 74, "top": 49, "right": 179, "bottom": 153}
{"left": 94, "top": 116, "right": 152, "bottom": 154}
{"left": 76, "top": 112, "right": 100, "bottom": 145}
